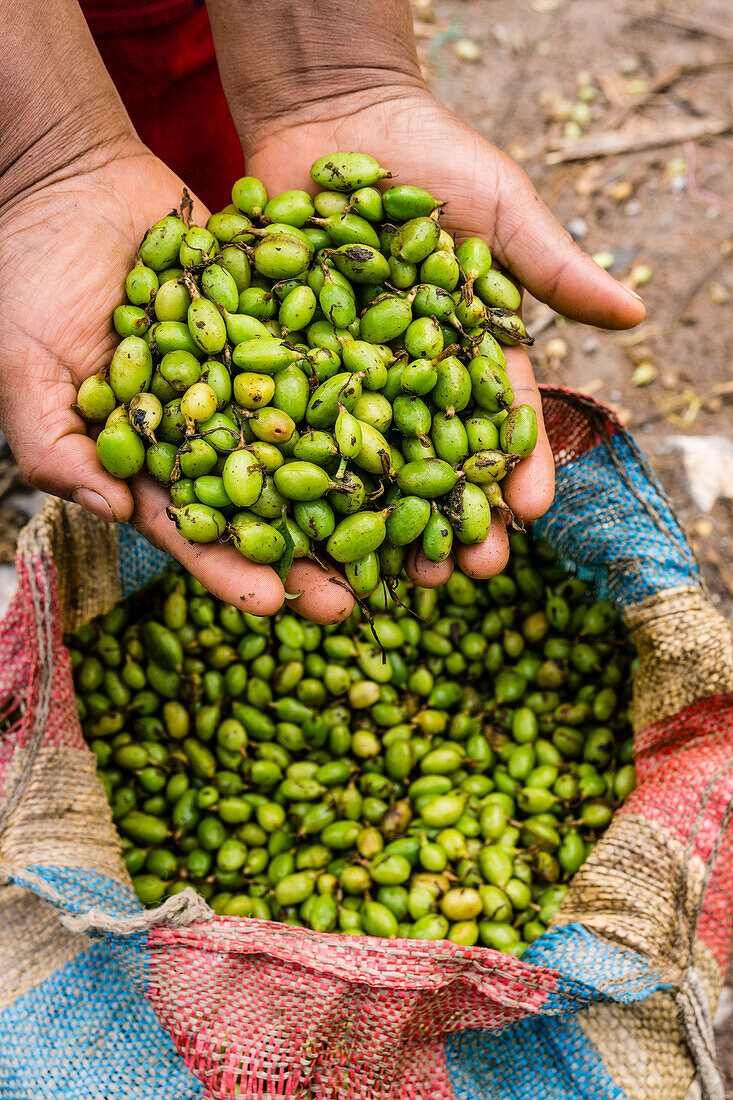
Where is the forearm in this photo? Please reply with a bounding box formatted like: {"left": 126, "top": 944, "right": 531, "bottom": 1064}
{"left": 0, "top": 1, "right": 132, "bottom": 207}
{"left": 205, "top": 0, "right": 425, "bottom": 153}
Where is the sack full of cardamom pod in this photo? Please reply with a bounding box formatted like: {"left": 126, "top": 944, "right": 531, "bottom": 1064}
{"left": 1, "top": 388, "right": 731, "bottom": 1100}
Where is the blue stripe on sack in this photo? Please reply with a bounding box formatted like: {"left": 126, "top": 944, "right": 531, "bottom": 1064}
{"left": 118, "top": 524, "right": 171, "bottom": 599}
{"left": 446, "top": 1014, "right": 627, "bottom": 1100}
{"left": 445, "top": 924, "right": 672, "bottom": 1100}
{"left": 522, "top": 923, "right": 669, "bottom": 1005}
{"left": 533, "top": 435, "right": 699, "bottom": 610}
{"left": 0, "top": 940, "right": 204, "bottom": 1100}
{"left": 14, "top": 866, "right": 142, "bottom": 919}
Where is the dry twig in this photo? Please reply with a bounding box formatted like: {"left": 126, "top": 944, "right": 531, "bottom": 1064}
{"left": 545, "top": 114, "right": 731, "bottom": 164}
{"left": 630, "top": 9, "right": 733, "bottom": 44}
{"left": 602, "top": 60, "right": 733, "bottom": 130}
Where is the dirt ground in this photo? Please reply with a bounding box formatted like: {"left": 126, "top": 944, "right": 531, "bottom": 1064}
{"left": 414, "top": 0, "right": 733, "bottom": 1091}
{"left": 417, "top": 0, "right": 733, "bottom": 617}
{"left": 0, "top": 0, "right": 730, "bottom": 1092}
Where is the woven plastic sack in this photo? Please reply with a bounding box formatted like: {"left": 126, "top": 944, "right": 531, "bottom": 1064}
{"left": 1, "top": 388, "right": 732, "bottom": 1100}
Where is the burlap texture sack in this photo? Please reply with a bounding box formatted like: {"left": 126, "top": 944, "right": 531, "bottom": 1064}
{"left": 1, "top": 388, "right": 731, "bottom": 1100}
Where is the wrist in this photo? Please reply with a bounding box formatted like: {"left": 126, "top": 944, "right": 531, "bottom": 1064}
{"left": 1, "top": 96, "right": 135, "bottom": 212}
{"left": 205, "top": 0, "right": 426, "bottom": 156}
{"left": 242, "top": 77, "right": 428, "bottom": 160}
{"left": 0, "top": 0, "right": 135, "bottom": 212}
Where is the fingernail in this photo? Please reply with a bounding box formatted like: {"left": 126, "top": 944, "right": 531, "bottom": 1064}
{"left": 72, "top": 487, "right": 117, "bottom": 523}
{"left": 625, "top": 286, "right": 645, "bottom": 303}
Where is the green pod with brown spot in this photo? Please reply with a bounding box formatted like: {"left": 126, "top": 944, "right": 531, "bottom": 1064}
{"left": 465, "top": 415, "right": 500, "bottom": 453}
{"left": 360, "top": 295, "right": 412, "bottom": 344}
{"left": 77, "top": 375, "right": 116, "bottom": 422}
{"left": 293, "top": 499, "right": 336, "bottom": 541}
{"left": 397, "top": 459, "right": 457, "bottom": 499}
{"left": 113, "top": 305, "right": 151, "bottom": 339}
{"left": 345, "top": 552, "right": 380, "bottom": 597}
{"left": 200, "top": 263, "right": 239, "bottom": 313}
{"left": 420, "top": 249, "right": 460, "bottom": 291}
{"left": 469, "top": 356, "right": 514, "bottom": 412}
{"left": 326, "top": 511, "right": 388, "bottom": 564}
{"left": 411, "top": 283, "right": 456, "bottom": 322}
{"left": 463, "top": 449, "right": 520, "bottom": 485}
{"left": 231, "top": 520, "right": 286, "bottom": 564}
{"left": 431, "top": 356, "right": 472, "bottom": 413}
{"left": 168, "top": 503, "right": 226, "bottom": 543}
{"left": 109, "top": 337, "right": 153, "bottom": 404}
{"left": 125, "top": 261, "right": 159, "bottom": 305}
{"left": 463, "top": 327, "right": 507, "bottom": 367}
{"left": 385, "top": 496, "right": 431, "bottom": 546}
{"left": 206, "top": 211, "right": 253, "bottom": 244}
{"left": 391, "top": 217, "right": 440, "bottom": 264}
{"left": 139, "top": 215, "right": 186, "bottom": 271}
{"left": 311, "top": 152, "right": 389, "bottom": 192}
{"left": 352, "top": 422, "right": 392, "bottom": 477}
{"left": 401, "top": 358, "right": 438, "bottom": 396}
{"left": 292, "top": 429, "right": 339, "bottom": 466}
{"left": 218, "top": 245, "right": 252, "bottom": 293}
{"left": 421, "top": 506, "right": 453, "bottom": 563}
{"left": 232, "top": 338, "right": 301, "bottom": 375}
{"left": 319, "top": 270, "right": 357, "bottom": 328}
{"left": 485, "top": 309, "right": 532, "bottom": 346}
{"left": 499, "top": 404, "right": 539, "bottom": 459}
{"left": 444, "top": 482, "right": 491, "bottom": 545}
{"left": 247, "top": 406, "right": 296, "bottom": 445}
{"left": 233, "top": 372, "right": 275, "bottom": 410}
{"left": 330, "top": 244, "right": 390, "bottom": 285}
{"left": 352, "top": 392, "right": 392, "bottom": 432}
{"left": 253, "top": 234, "right": 312, "bottom": 280}
{"left": 334, "top": 404, "right": 363, "bottom": 461}
{"left": 393, "top": 394, "right": 431, "bottom": 440}
{"left": 306, "top": 372, "right": 363, "bottom": 430}
{"left": 339, "top": 340, "right": 387, "bottom": 390}
{"left": 432, "top": 412, "right": 469, "bottom": 465}
{"left": 221, "top": 450, "right": 264, "bottom": 507}
{"left": 279, "top": 285, "right": 317, "bottom": 333}
{"left": 474, "top": 270, "right": 522, "bottom": 312}
{"left": 328, "top": 470, "right": 366, "bottom": 515}
{"left": 272, "top": 363, "right": 310, "bottom": 422}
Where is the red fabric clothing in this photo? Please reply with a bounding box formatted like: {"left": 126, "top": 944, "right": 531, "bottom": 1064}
{"left": 80, "top": 0, "right": 244, "bottom": 211}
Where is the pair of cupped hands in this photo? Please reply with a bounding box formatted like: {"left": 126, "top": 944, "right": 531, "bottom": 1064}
{"left": 0, "top": 87, "right": 644, "bottom": 624}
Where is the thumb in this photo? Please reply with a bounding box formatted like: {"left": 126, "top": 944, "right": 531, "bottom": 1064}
{"left": 489, "top": 153, "right": 645, "bottom": 329}
{"left": 15, "top": 430, "right": 134, "bottom": 523}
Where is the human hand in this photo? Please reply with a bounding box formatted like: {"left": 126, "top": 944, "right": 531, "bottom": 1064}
{"left": 0, "top": 140, "right": 294, "bottom": 618}
{"left": 241, "top": 86, "right": 645, "bottom": 597}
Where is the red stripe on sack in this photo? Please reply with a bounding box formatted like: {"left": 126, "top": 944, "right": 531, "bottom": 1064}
{"left": 80, "top": 0, "right": 244, "bottom": 212}
{"left": 0, "top": 559, "right": 35, "bottom": 796}
{"left": 37, "top": 556, "right": 86, "bottom": 751}
{"left": 145, "top": 920, "right": 559, "bottom": 1098}
{"left": 539, "top": 386, "right": 620, "bottom": 469}
{"left": 620, "top": 693, "right": 733, "bottom": 969}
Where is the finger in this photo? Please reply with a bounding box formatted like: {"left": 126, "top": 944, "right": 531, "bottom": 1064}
{"left": 454, "top": 512, "right": 509, "bottom": 579}
{"left": 483, "top": 150, "right": 646, "bottom": 329}
{"left": 284, "top": 559, "right": 355, "bottom": 624}
{"left": 501, "top": 346, "right": 555, "bottom": 522}
{"left": 13, "top": 428, "right": 134, "bottom": 524}
{"left": 435, "top": 131, "right": 646, "bottom": 329}
{"left": 405, "top": 544, "right": 454, "bottom": 588}
{"left": 130, "top": 476, "right": 285, "bottom": 615}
